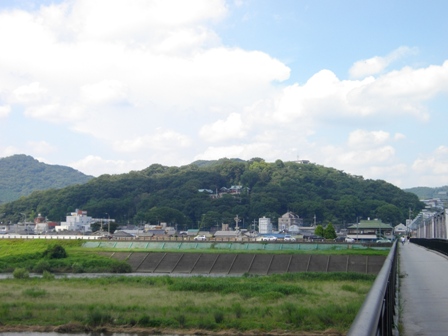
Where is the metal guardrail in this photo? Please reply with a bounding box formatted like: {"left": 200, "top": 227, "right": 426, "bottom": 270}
{"left": 411, "top": 238, "right": 448, "bottom": 256}
{"left": 347, "top": 241, "right": 398, "bottom": 336}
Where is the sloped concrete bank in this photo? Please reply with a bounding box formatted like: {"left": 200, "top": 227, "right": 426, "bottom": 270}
{"left": 103, "top": 251, "right": 385, "bottom": 275}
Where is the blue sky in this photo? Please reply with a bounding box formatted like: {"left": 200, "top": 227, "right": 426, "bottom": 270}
{"left": 0, "top": 0, "right": 447, "bottom": 188}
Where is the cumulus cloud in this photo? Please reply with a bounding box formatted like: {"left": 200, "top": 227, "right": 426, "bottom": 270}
{"left": 13, "top": 82, "right": 48, "bottom": 104}
{"left": 0, "top": 1, "right": 446, "bottom": 189}
{"left": 70, "top": 155, "right": 147, "bottom": 176}
{"left": 411, "top": 146, "right": 448, "bottom": 186}
{"left": 80, "top": 80, "right": 129, "bottom": 105}
{"left": 349, "top": 46, "right": 417, "bottom": 79}
{"left": 114, "top": 128, "right": 191, "bottom": 153}
{"left": 0, "top": 105, "right": 10, "bottom": 117}
{"left": 347, "top": 130, "right": 390, "bottom": 149}
{"left": 27, "top": 140, "right": 57, "bottom": 155}
{"left": 199, "top": 113, "right": 247, "bottom": 142}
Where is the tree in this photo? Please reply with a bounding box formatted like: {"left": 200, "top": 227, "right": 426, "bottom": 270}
{"left": 324, "top": 223, "right": 337, "bottom": 239}
{"left": 315, "top": 225, "right": 324, "bottom": 237}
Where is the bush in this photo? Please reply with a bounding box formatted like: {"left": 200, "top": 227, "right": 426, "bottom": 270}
{"left": 33, "top": 259, "right": 51, "bottom": 273}
{"left": 111, "top": 262, "right": 132, "bottom": 273}
{"left": 13, "top": 268, "right": 29, "bottom": 279}
{"left": 71, "top": 262, "right": 84, "bottom": 273}
{"left": 137, "top": 314, "right": 151, "bottom": 326}
{"left": 214, "top": 311, "right": 224, "bottom": 324}
{"left": 42, "top": 270, "right": 55, "bottom": 280}
{"left": 43, "top": 244, "right": 67, "bottom": 259}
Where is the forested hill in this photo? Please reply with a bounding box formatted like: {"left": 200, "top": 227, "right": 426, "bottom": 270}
{"left": 0, "top": 154, "right": 93, "bottom": 204}
{"left": 404, "top": 186, "right": 448, "bottom": 200}
{"left": 0, "top": 158, "right": 424, "bottom": 228}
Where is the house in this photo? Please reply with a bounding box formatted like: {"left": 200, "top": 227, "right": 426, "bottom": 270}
{"left": 277, "top": 211, "right": 303, "bottom": 232}
{"left": 346, "top": 219, "right": 394, "bottom": 242}
{"left": 394, "top": 223, "right": 408, "bottom": 235}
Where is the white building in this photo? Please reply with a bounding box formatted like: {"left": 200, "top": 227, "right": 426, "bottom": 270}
{"left": 258, "top": 216, "right": 273, "bottom": 234}
{"left": 278, "top": 211, "right": 303, "bottom": 232}
{"left": 56, "top": 209, "right": 93, "bottom": 232}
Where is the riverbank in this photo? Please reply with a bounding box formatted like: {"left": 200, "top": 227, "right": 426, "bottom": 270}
{"left": 0, "top": 324, "right": 346, "bottom": 335}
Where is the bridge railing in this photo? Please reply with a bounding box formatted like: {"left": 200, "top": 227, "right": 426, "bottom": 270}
{"left": 347, "top": 240, "right": 398, "bottom": 336}
{"left": 411, "top": 238, "right": 448, "bottom": 256}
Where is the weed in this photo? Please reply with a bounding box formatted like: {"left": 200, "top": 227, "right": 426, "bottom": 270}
{"left": 22, "top": 287, "right": 48, "bottom": 298}
{"left": 13, "top": 268, "right": 29, "bottom": 279}
{"left": 214, "top": 310, "right": 224, "bottom": 324}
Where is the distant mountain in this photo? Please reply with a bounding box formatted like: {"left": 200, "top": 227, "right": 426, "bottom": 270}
{"left": 404, "top": 186, "right": 448, "bottom": 200}
{"left": 0, "top": 158, "right": 424, "bottom": 227}
{"left": 0, "top": 154, "right": 93, "bottom": 204}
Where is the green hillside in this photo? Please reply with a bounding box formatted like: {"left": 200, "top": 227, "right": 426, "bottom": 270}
{"left": 0, "top": 154, "right": 93, "bottom": 204}
{"left": 0, "top": 158, "right": 424, "bottom": 227}
{"left": 404, "top": 186, "right": 448, "bottom": 200}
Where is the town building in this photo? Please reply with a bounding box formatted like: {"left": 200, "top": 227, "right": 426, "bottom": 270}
{"left": 56, "top": 209, "right": 93, "bottom": 232}
{"left": 258, "top": 216, "right": 273, "bottom": 234}
{"left": 277, "top": 211, "right": 303, "bottom": 232}
{"left": 394, "top": 223, "right": 408, "bottom": 235}
{"left": 346, "top": 218, "right": 394, "bottom": 242}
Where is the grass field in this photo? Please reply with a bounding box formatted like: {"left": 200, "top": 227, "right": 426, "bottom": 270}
{"left": 0, "top": 239, "right": 382, "bottom": 334}
{"left": 0, "top": 272, "right": 375, "bottom": 334}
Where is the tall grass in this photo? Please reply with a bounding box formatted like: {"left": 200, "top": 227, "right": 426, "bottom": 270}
{"left": 0, "top": 272, "right": 374, "bottom": 333}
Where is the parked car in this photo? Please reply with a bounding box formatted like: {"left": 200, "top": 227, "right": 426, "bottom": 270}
{"left": 376, "top": 238, "right": 392, "bottom": 243}
{"left": 334, "top": 236, "right": 346, "bottom": 242}
{"left": 283, "top": 235, "right": 296, "bottom": 242}
{"left": 306, "top": 235, "right": 324, "bottom": 241}
{"left": 179, "top": 231, "right": 188, "bottom": 236}
{"left": 261, "top": 236, "right": 277, "bottom": 242}
{"left": 345, "top": 237, "right": 355, "bottom": 243}
{"left": 194, "top": 235, "right": 207, "bottom": 241}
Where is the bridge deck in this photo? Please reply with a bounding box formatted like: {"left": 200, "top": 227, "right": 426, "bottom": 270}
{"left": 400, "top": 242, "right": 448, "bottom": 335}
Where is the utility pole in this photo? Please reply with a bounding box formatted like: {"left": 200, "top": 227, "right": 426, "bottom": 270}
{"left": 105, "top": 213, "right": 110, "bottom": 235}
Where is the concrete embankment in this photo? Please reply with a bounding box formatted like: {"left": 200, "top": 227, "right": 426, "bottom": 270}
{"left": 106, "top": 251, "right": 385, "bottom": 275}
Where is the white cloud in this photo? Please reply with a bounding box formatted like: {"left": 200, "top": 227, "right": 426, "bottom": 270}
{"left": 349, "top": 46, "right": 417, "bottom": 79}
{"left": 0, "top": 105, "right": 10, "bottom": 117}
{"left": 80, "top": 80, "right": 129, "bottom": 105}
{"left": 114, "top": 128, "right": 191, "bottom": 153}
{"left": 13, "top": 82, "right": 48, "bottom": 104}
{"left": 200, "top": 113, "right": 247, "bottom": 142}
{"left": 27, "top": 140, "right": 56, "bottom": 155}
{"left": 411, "top": 146, "right": 448, "bottom": 186}
{"left": 70, "top": 155, "right": 146, "bottom": 176}
{"left": 195, "top": 142, "right": 276, "bottom": 161}
{"left": 347, "top": 130, "right": 390, "bottom": 149}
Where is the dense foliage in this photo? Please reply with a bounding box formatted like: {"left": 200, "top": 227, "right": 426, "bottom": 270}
{"left": 0, "top": 158, "right": 424, "bottom": 228}
{"left": 404, "top": 185, "right": 448, "bottom": 200}
{"left": 0, "top": 154, "right": 93, "bottom": 204}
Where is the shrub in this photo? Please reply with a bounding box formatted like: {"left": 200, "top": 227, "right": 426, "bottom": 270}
{"left": 42, "top": 270, "right": 55, "bottom": 280}
{"left": 214, "top": 310, "right": 224, "bottom": 324}
{"left": 232, "top": 303, "right": 243, "bottom": 318}
{"left": 43, "top": 244, "right": 67, "bottom": 259}
{"left": 33, "top": 259, "right": 51, "bottom": 273}
{"left": 137, "top": 314, "right": 151, "bottom": 326}
{"left": 85, "top": 309, "right": 113, "bottom": 327}
{"left": 13, "top": 268, "right": 29, "bottom": 279}
{"left": 111, "top": 262, "right": 132, "bottom": 273}
{"left": 175, "top": 314, "right": 186, "bottom": 327}
{"left": 71, "top": 262, "right": 84, "bottom": 273}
